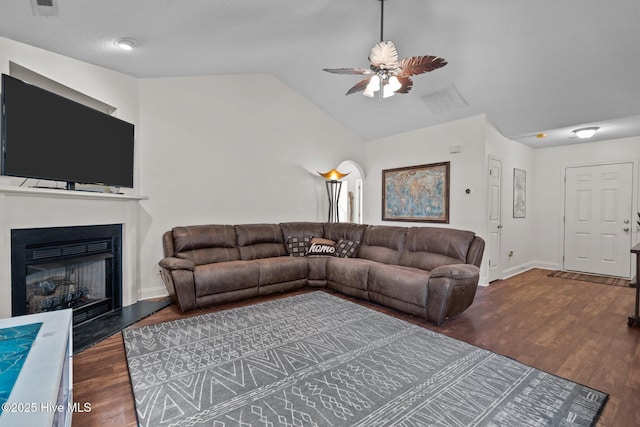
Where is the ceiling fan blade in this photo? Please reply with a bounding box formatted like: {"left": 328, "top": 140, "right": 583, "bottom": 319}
{"left": 346, "top": 77, "right": 372, "bottom": 95}
{"left": 395, "top": 76, "right": 414, "bottom": 94}
{"left": 369, "top": 41, "right": 399, "bottom": 69}
{"left": 323, "top": 68, "right": 372, "bottom": 75}
{"left": 398, "top": 55, "right": 447, "bottom": 77}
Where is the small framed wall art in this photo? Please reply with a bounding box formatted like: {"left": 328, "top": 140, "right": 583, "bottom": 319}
{"left": 382, "top": 161, "right": 450, "bottom": 223}
{"left": 513, "top": 168, "right": 526, "bottom": 218}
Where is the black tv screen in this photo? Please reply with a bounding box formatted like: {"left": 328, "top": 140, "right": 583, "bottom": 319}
{"left": 1, "top": 74, "right": 134, "bottom": 188}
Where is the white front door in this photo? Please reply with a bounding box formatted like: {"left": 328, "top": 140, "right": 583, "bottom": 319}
{"left": 564, "top": 163, "right": 633, "bottom": 277}
{"left": 488, "top": 157, "right": 502, "bottom": 282}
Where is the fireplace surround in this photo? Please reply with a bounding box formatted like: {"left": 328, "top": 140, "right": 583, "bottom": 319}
{"left": 11, "top": 224, "right": 123, "bottom": 325}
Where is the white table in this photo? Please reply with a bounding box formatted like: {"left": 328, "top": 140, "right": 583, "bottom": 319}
{"left": 0, "top": 310, "right": 73, "bottom": 427}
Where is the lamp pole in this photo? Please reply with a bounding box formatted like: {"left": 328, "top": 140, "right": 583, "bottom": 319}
{"left": 326, "top": 180, "right": 342, "bottom": 223}
{"left": 318, "top": 168, "right": 350, "bottom": 223}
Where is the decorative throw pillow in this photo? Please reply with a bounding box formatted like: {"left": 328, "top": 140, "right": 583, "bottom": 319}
{"left": 306, "top": 237, "right": 336, "bottom": 257}
{"left": 310, "top": 237, "right": 336, "bottom": 246}
{"left": 334, "top": 239, "right": 360, "bottom": 258}
{"left": 286, "top": 235, "right": 313, "bottom": 257}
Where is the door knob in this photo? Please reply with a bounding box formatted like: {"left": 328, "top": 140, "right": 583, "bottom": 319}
{"left": 623, "top": 227, "right": 630, "bottom": 232}
{"left": 624, "top": 219, "right": 630, "bottom": 224}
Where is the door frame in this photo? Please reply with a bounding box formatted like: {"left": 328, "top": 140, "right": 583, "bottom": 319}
{"left": 487, "top": 155, "right": 503, "bottom": 282}
{"left": 561, "top": 159, "right": 638, "bottom": 278}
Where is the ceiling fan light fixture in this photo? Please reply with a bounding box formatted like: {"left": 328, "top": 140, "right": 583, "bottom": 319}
{"left": 323, "top": 0, "right": 447, "bottom": 100}
{"left": 388, "top": 76, "right": 401, "bottom": 91}
{"left": 382, "top": 85, "right": 395, "bottom": 98}
{"left": 573, "top": 126, "right": 599, "bottom": 139}
{"left": 363, "top": 75, "right": 381, "bottom": 97}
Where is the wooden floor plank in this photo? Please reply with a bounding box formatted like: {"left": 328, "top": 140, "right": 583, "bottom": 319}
{"left": 71, "top": 268, "right": 640, "bottom": 426}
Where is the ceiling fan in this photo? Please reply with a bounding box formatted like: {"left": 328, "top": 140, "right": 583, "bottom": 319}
{"left": 323, "top": 0, "right": 447, "bottom": 99}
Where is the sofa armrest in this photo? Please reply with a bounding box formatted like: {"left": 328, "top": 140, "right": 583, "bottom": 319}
{"left": 159, "top": 256, "right": 195, "bottom": 271}
{"left": 427, "top": 264, "right": 480, "bottom": 325}
{"left": 158, "top": 257, "right": 197, "bottom": 312}
{"left": 430, "top": 263, "right": 479, "bottom": 280}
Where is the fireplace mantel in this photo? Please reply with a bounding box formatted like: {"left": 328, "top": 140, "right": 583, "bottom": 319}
{"left": 0, "top": 186, "right": 148, "bottom": 319}
{"left": 0, "top": 186, "right": 148, "bottom": 201}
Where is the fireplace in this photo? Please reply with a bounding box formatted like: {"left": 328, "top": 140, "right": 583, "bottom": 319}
{"left": 11, "top": 224, "right": 123, "bottom": 326}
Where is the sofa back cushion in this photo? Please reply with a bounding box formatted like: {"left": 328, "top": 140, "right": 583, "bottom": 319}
{"left": 172, "top": 225, "right": 239, "bottom": 265}
{"left": 399, "top": 227, "right": 476, "bottom": 271}
{"left": 323, "top": 223, "right": 367, "bottom": 243}
{"left": 357, "top": 225, "right": 407, "bottom": 264}
{"left": 235, "top": 224, "right": 288, "bottom": 260}
{"left": 280, "top": 222, "right": 325, "bottom": 241}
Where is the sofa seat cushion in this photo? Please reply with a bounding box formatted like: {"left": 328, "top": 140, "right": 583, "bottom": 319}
{"left": 194, "top": 260, "right": 260, "bottom": 297}
{"left": 368, "top": 264, "right": 431, "bottom": 307}
{"left": 306, "top": 256, "right": 329, "bottom": 282}
{"left": 326, "top": 257, "right": 377, "bottom": 291}
{"left": 255, "top": 257, "right": 308, "bottom": 286}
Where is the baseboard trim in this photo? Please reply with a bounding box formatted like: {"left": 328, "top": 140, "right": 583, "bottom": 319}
{"left": 499, "top": 262, "right": 560, "bottom": 281}
{"left": 138, "top": 286, "right": 169, "bottom": 301}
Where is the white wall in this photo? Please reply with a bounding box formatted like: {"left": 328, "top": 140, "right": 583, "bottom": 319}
{"left": 485, "top": 121, "right": 535, "bottom": 277}
{"left": 136, "top": 75, "right": 366, "bottom": 297}
{"left": 364, "top": 115, "right": 490, "bottom": 282}
{"left": 531, "top": 136, "right": 640, "bottom": 272}
{"left": 365, "top": 115, "right": 488, "bottom": 229}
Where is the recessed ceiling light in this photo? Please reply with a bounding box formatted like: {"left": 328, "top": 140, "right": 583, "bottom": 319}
{"left": 536, "top": 133, "right": 546, "bottom": 139}
{"left": 573, "top": 126, "right": 599, "bottom": 139}
{"left": 115, "top": 38, "right": 136, "bottom": 51}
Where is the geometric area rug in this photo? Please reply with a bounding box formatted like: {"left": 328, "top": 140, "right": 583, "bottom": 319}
{"left": 123, "top": 292, "right": 608, "bottom": 427}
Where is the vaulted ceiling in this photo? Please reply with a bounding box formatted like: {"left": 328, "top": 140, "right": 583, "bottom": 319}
{"left": 1, "top": 0, "right": 639, "bottom": 147}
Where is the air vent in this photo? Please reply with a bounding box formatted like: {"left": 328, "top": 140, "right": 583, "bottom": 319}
{"left": 30, "top": 0, "right": 58, "bottom": 17}
{"left": 421, "top": 84, "right": 468, "bottom": 115}
{"left": 62, "top": 244, "right": 87, "bottom": 257}
{"left": 30, "top": 247, "right": 62, "bottom": 261}
{"left": 88, "top": 241, "right": 109, "bottom": 253}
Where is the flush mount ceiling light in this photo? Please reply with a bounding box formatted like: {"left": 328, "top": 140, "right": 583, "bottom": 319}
{"left": 115, "top": 38, "right": 137, "bottom": 51}
{"left": 573, "top": 126, "right": 600, "bottom": 139}
{"left": 323, "top": 0, "right": 447, "bottom": 100}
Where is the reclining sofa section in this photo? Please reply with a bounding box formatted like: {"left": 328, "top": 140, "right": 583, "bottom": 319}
{"left": 159, "top": 222, "right": 484, "bottom": 325}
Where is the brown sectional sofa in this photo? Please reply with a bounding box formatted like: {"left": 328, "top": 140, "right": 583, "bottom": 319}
{"left": 159, "top": 222, "right": 484, "bottom": 325}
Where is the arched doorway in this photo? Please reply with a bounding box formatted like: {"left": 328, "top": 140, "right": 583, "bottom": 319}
{"left": 336, "top": 160, "right": 364, "bottom": 224}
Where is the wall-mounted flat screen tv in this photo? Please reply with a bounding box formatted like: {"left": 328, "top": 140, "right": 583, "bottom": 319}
{"left": 1, "top": 74, "right": 134, "bottom": 189}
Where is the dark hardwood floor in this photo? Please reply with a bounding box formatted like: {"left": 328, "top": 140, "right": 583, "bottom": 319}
{"left": 72, "top": 268, "right": 640, "bottom": 426}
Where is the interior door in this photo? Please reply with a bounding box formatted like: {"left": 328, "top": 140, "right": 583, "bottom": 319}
{"left": 488, "top": 157, "right": 502, "bottom": 282}
{"left": 564, "top": 163, "right": 633, "bottom": 277}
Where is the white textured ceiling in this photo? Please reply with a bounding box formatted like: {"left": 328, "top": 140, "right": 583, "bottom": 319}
{"left": 1, "top": 0, "right": 639, "bottom": 147}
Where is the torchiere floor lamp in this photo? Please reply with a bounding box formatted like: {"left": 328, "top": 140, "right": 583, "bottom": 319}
{"left": 318, "top": 168, "right": 350, "bottom": 223}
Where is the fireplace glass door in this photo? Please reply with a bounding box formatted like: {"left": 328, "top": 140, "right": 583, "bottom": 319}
{"left": 26, "top": 253, "right": 112, "bottom": 318}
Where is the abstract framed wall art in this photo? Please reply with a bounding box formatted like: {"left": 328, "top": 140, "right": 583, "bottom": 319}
{"left": 513, "top": 168, "right": 526, "bottom": 218}
{"left": 382, "top": 161, "right": 450, "bottom": 223}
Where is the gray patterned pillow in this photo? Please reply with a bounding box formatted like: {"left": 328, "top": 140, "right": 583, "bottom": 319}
{"left": 334, "top": 239, "right": 360, "bottom": 258}
{"left": 286, "top": 235, "right": 313, "bottom": 257}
